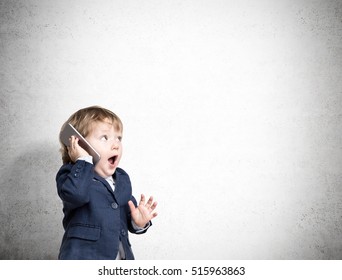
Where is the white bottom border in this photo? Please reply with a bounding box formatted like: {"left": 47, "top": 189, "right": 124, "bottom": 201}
{"left": 1, "top": 260, "right": 341, "bottom": 280}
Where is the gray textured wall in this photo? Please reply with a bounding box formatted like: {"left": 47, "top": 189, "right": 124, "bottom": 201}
{"left": 0, "top": 0, "right": 341, "bottom": 259}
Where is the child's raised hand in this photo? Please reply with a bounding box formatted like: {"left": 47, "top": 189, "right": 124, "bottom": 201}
{"left": 128, "top": 194, "right": 158, "bottom": 228}
{"left": 67, "top": 135, "right": 89, "bottom": 163}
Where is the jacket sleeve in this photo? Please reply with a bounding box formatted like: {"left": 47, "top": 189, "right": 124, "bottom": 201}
{"left": 56, "top": 160, "right": 95, "bottom": 209}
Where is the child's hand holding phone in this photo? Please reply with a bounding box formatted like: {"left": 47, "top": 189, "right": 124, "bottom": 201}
{"left": 67, "top": 135, "right": 91, "bottom": 163}
{"left": 60, "top": 123, "right": 101, "bottom": 164}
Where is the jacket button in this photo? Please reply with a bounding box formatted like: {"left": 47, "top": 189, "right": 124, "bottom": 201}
{"left": 111, "top": 202, "right": 118, "bottom": 209}
{"left": 121, "top": 229, "right": 126, "bottom": 236}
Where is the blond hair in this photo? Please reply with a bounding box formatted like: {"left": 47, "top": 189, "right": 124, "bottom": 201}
{"left": 59, "top": 105, "right": 123, "bottom": 164}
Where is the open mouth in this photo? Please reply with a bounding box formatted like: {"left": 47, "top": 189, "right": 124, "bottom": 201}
{"left": 108, "top": 156, "right": 117, "bottom": 165}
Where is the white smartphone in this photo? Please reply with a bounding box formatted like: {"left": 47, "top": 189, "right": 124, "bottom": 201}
{"left": 60, "top": 123, "right": 101, "bottom": 163}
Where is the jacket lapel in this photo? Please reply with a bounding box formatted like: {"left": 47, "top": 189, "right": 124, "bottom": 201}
{"left": 94, "top": 174, "right": 116, "bottom": 197}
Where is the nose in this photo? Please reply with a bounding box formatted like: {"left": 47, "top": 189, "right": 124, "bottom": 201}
{"left": 111, "top": 138, "right": 120, "bottom": 150}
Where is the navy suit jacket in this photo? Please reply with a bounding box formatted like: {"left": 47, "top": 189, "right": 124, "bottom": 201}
{"left": 56, "top": 160, "right": 149, "bottom": 259}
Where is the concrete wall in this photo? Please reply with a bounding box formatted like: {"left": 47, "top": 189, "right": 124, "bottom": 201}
{"left": 0, "top": 0, "right": 341, "bottom": 259}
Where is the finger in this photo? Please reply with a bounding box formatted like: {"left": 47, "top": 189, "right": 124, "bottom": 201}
{"left": 128, "top": 200, "right": 136, "bottom": 213}
{"left": 145, "top": 196, "right": 154, "bottom": 208}
{"left": 74, "top": 136, "right": 80, "bottom": 146}
{"left": 139, "top": 194, "right": 145, "bottom": 205}
{"left": 70, "top": 136, "right": 77, "bottom": 149}
{"left": 150, "top": 201, "right": 158, "bottom": 210}
{"left": 68, "top": 136, "right": 73, "bottom": 147}
{"left": 73, "top": 136, "right": 81, "bottom": 149}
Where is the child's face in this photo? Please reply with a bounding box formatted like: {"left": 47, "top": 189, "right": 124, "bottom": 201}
{"left": 85, "top": 119, "right": 123, "bottom": 178}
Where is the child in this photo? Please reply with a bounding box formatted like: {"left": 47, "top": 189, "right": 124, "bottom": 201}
{"left": 56, "top": 105, "right": 157, "bottom": 260}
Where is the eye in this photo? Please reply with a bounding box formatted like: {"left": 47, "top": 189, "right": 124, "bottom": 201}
{"left": 117, "top": 136, "right": 122, "bottom": 142}
{"left": 100, "top": 135, "right": 108, "bottom": 141}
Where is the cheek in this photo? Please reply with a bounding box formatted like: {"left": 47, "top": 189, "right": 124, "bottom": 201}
{"left": 93, "top": 146, "right": 104, "bottom": 156}
{"left": 94, "top": 148, "right": 107, "bottom": 162}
